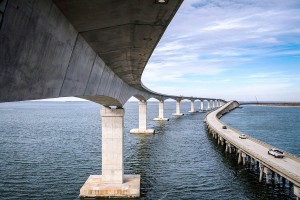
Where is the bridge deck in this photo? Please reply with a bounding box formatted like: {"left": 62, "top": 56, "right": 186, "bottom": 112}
{"left": 206, "top": 102, "right": 300, "bottom": 187}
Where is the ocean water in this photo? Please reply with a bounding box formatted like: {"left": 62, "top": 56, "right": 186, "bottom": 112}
{"left": 0, "top": 101, "right": 298, "bottom": 200}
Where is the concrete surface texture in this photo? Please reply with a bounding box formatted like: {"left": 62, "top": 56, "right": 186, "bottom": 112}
{"left": 130, "top": 101, "right": 155, "bottom": 134}
{"left": 0, "top": 0, "right": 224, "bottom": 106}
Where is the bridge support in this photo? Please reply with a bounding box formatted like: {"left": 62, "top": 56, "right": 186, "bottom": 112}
{"left": 80, "top": 107, "right": 140, "bottom": 198}
{"left": 188, "top": 100, "right": 196, "bottom": 113}
{"left": 130, "top": 101, "right": 155, "bottom": 134}
{"left": 207, "top": 100, "right": 211, "bottom": 110}
{"left": 216, "top": 100, "right": 219, "bottom": 107}
{"left": 251, "top": 157, "right": 255, "bottom": 166}
{"left": 154, "top": 100, "right": 169, "bottom": 121}
{"left": 259, "top": 164, "right": 264, "bottom": 182}
{"left": 276, "top": 173, "right": 281, "bottom": 184}
{"left": 200, "top": 100, "right": 204, "bottom": 112}
{"left": 242, "top": 153, "right": 247, "bottom": 165}
{"left": 294, "top": 185, "right": 300, "bottom": 200}
{"left": 172, "top": 100, "right": 184, "bottom": 116}
{"left": 264, "top": 167, "right": 272, "bottom": 184}
{"left": 238, "top": 151, "right": 242, "bottom": 164}
{"left": 225, "top": 142, "right": 232, "bottom": 153}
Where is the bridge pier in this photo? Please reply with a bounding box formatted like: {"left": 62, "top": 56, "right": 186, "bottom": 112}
{"left": 200, "top": 100, "right": 204, "bottom": 112}
{"left": 259, "top": 163, "right": 265, "bottom": 182}
{"left": 130, "top": 101, "right": 155, "bottom": 134}
{"left": 228, "top": 143, "right": 232, "bottom": 153}
{"left": 207, "top": 100, "right": 211, "bottom": 110}
{"left": 251, "top": 157, "right": 255, "bottom": 166}
{"left": 238, "top": 151, "right": 242, "bottom": 164}
{"left": 188, "top": 100, "right": 196, "bottom": 113}
{"left": 225, "top": 142, "right": 231, "bottom": 153}
{"left": 242, "top": 153, "right": 247, "bottom": 165}
{"left": 276, "top": 173, "right": 281, "bottom": 184}
{"left": 154, "top": 100, "right": 169, "bottom": 121}
{"left": 294, "top": 185, "right": 300, "bottom": 200}
{"left": 172, "top": 100, "right": 184, "bottom": 116}
{"left": 80, "top": 107, "right": 140, "bottom": 198}
{"left": 225, "top": 142, "right": 229, "bottom": 153}
{"left": 264, "top": 167, "right": 272, "bottom": 184}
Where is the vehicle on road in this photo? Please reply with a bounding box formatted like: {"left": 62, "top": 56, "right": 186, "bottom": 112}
{"left": 239, "top": 134, "right": 247, "bottom": 139}
{"left": 268, "top": 148, "right": 285, "bottom": 158}
{"left": 222, "top": 126, "right": 227, "bottom": 129}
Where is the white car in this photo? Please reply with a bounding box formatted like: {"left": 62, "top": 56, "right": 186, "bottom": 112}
{"left": 268, "top": 148, "right": 284, "bottom": 158}
{"left": 239, "top": 134, "right": 247, "bottom": 139}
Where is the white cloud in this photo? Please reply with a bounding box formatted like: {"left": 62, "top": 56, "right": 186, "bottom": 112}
{"left": 142, "top": 0, "right": 300, "bottom": 101}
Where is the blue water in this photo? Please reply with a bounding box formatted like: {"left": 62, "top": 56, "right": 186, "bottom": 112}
{"left": 0, "top": 101, "right": 298, "bottom": 199}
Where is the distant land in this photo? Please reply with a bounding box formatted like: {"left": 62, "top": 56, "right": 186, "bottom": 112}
{"left": 240, "top": 101, "right": 300, "bottom": 106}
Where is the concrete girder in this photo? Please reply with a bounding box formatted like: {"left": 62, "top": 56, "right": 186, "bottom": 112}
{"left": 0, "top": 0, "right": 227, "bottom": 107}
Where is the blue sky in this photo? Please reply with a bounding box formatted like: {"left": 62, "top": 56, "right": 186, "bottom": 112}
{"left": 142, "top": 0, "right": 300, "bottom": 102}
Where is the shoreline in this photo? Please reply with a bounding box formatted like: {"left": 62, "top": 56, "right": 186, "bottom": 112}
{"left": 240, "top": 103, "right": 300, "bottom": 107}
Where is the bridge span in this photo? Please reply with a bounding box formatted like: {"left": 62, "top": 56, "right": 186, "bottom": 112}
{"left": 206, "top": 101, "right": 300, "bottom": 200}
{"left": 0, "top": 0, "right": 226, "bottom": 198}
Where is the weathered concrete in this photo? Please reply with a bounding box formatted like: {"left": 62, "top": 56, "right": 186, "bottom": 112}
{"left": 188, "top": 100, "right": 196, "bottom": 113}
{"left": 80, "top": 107, "right": 141, "bottom": 198}
{"left": 0, "top": 0, "right": 223, "bottom": 107}
{"left": 173, "top": 100, "right": 184, "bottom": 116}
{"left": 200, "top": 100, "right": 204, "bottom": 112}
{"left": 80, "top": 175, "right": 140, "bottom": 198}
{"left": 130, "top": 101, "right": 155, "bottom": 134}
{"left": 207, "top": 100, "right": 211, "bottom": 110}
{"left": 154, "top": 100, "right": 169, "bottom": 121}
{"left": 101, "top": 107, "right": 124, "bottom": 184}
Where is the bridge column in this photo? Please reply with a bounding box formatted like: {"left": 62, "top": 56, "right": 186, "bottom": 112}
{"left": 80, "top": 107, "right": 140, "bottom": 198}
{"left": 212, "top": 100, "right": 215, "bottom": 109}
{"left": 207, "top": 100, "right": 211, "bottom": 110}
{"left": 238, "top": 151, "right": 242, "bottom": 164}
{"left": 130, "top": 101, "right": 155, "bottom": 134}
{"left": 200, "top": 100, "right": 204, "bottom": 112}
{"left": 259, "top": 163, "right": 264, "bottom": 182}
{"left": 294, "top": 185, "right": 300, "bottom": 200}
{"left": 251, "top": 157, "right": 255, "bottom": 166}
{"left": 154, "top": 100, "right": 169, "bottom": 121}
{"left": 242, "top": 153, "right": 247, "bottom": 165}
{"left": 188, "top": 100, "right": 195, "bottom": 113}
{"left": 264, "top": 167, "right": 272, "bottom": 184}
{"left": 275, "top": 173, "right": 280, "bottom": 184}
{"left": 172, "top": 100, "right": 184, "bottom": 116}
{"left": 228, "top": 143, "right": 232, "bottom": 153}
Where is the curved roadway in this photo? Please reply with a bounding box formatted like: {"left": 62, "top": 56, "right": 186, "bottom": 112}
{"left": 0, "top": 0, "right": 224, "bottom": 107}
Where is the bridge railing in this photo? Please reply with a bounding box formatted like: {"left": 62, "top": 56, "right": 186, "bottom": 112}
{"left": 214, "top": 104, "right": 300, "bottom": 163}
{"left": 206, "top": 102, "right": 300, "bottom": 183}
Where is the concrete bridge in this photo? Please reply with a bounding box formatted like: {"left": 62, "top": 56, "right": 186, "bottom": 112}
{"left": 0, "top": 0, "right": 226, "bottom": 198}
{"left": 206, "top": 101, "right": 300, "bottom": 200}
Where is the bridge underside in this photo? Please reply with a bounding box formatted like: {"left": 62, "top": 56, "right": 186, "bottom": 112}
{"left": 0, "top": 0, "right": 191, "bottom": 106}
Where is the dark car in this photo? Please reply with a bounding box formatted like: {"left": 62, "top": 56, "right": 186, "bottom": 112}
{"left": 222, "top": 126, "right": 227, "bottom": 129}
